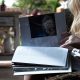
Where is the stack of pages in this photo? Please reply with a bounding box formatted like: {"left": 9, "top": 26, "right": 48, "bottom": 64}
{"left": 12, "top": 46, "right": 71, "bottom": 75}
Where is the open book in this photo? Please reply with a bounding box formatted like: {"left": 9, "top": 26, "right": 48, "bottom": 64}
{"left": 12, "top": 46, "right": 71, "bottom": 75}
{"left": 20, "top": 12, "right": 67, "bottom": 47}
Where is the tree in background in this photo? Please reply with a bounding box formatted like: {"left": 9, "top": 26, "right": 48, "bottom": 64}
{"left": 13, "top": 0, "right": 60, "bottom": 14}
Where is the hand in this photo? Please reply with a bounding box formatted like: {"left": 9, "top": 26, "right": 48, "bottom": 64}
{"left": 60, "top": 32, "right": 71, "bottom": 45}
{"left": 60, "top": 32, "right": 73, "bottom": 51}
{"left": 60, "top": 43, "right": 73, "bottom": 51}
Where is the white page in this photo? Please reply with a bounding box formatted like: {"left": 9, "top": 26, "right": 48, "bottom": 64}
{"left": 12, "top": 46, "right": 68, "bottom": 67}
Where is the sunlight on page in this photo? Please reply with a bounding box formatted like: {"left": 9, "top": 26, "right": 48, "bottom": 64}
{"left": 12, "top": 46, "right": 68, "bottom": 67}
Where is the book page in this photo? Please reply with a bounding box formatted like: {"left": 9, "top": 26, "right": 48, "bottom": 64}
{"left": 12, "top": 46, "right": 68, "bottom": 67}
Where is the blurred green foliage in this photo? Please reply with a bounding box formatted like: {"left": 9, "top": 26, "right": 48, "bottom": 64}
{"left": 13, "top": 0, "right": 60, "bottom": 13}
